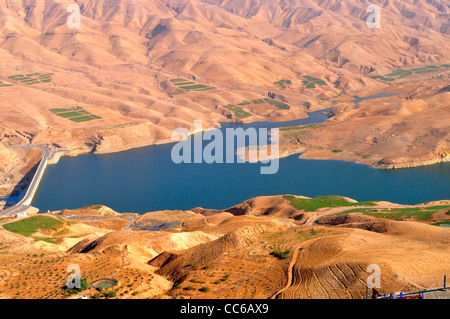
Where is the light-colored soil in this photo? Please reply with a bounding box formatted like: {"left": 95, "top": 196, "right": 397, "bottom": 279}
{"left": 0, "top": 197, "right": 448, "bottom": 299}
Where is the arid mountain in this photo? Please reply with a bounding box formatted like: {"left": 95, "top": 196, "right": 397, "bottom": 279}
{"left": 0, "top": 0, "right": 449, "bottom": 162}
{"left": 0, "top": 143, "right": 18, "bottom": 173}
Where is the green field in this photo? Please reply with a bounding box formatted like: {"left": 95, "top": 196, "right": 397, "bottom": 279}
{"left": 224, "top": 104, "right": 252, "bottom": 118}
{"left": 8, "top": 72, "right": 54, "bottom": 85}
{"left": 263, "top": 98, "right": 290, "bottom": 110}
{"left": 385, "top": 69, "right": 413, "bottom": 78}
{"left": 284, "top": 195, "right": 376, "bottom": 212}
{"left": 369, "top": 65, "right": 448, "bottom": 82}
{"left": 252, "top": 99, "right": 265, "bottom": 104}
{"left": 274, "top": 79, "right": 292, "bottom": 89}
{"left": 302, "top": 75, "right": 327, "bottom": 89}
{"left": 0, "top": 80, "right": 13, "bottom": 87}
{"left": 50, "top": 107, "right": 101, "bottom": 123}
{"left": 280, "top": 123, "right": 323, "bottom": 139}
{"left": 368, "top": 75, "right": 396, "bottom": 81}
{"left": 227, "top": 97, "right": 291, "bottom": 116}
{"left": 4, "top": 215, "right": 63, "bottom": 237}
{"left": 169, "top": 78, "right": 216, "bottom": 92}
{"left": 333, "top": 205, "right": 450, "bottom": 222}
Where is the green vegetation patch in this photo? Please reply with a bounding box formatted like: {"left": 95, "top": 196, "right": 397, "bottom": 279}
{"left": 302, "top": 75, "right": 327, "bottom": 88}
{"left": 368, "top": 75, "right": 396, "bottom": 82}
{"left": 4, "top": 215, "right": 63, "bottom": 237}
{"left": 333, "top": 205, "right": 450, "bottom": 222}
{"left": 385, "top": 69, "right": 413, "bottom": 78}
{"left": 369, "top": 65, "right": 448, "bottom": 82}
{"left": 263, "top": 98, "right": 290, "bottom": 110}
{"left": 271, "top": 249, "right": 291, "bottom": 259}
{"left": 8, "top": 73, "right": 54, "bottom": 85}
{"left": 169, "top": 78, "right": 216, "bottom": 92}
{"left": 279, "top": 123, "right": 323, "bottom": 139}
{"left": 224, "top": 104, "right": 252, "bottom": 119}
{"left": 284, "top": 195, "right": 376, "bottom": 212}
{"left": 252, "top": 99, "right": 265, "bottom": 104}
{"left": 50, "top": 107, "right": 101, "bottom": 123}
{"left": 0, "top": 80, "right": 13, "bottom": 87}
{"left": 412, "top": 67, "right": 439, "bottom": 74}
{"left": 274, "top": 79, "right": 292, "bottom": 89}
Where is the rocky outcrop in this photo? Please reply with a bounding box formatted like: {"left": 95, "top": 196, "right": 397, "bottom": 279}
{"left": 0, "top": 143, "right": 19, "bottom": 174}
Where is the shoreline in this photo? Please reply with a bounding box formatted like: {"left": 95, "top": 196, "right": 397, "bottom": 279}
{"left": 0, "top": 145, "right": 51, "bottom": 215}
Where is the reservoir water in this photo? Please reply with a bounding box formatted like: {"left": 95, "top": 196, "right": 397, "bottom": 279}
{"left": 32, "top": 109, "right": 450, "bottom": 213}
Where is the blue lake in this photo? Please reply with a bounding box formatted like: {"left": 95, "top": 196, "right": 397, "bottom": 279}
{"left": 31, "top": 109, "right": 450, "bottom": 213}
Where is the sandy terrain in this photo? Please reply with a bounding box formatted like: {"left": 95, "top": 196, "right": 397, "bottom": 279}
{"left": 0, "top": 0, "right": 448, "bottom": 170}
{"left": 0, "top": 196, "right": 447, "bottom": 299}
{"left": 0, "top": 0, "right": 449, "bottom": 300}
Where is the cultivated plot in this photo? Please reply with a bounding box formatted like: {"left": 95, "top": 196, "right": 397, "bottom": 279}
{"left": 369, "top": 65, "right": 449, "bottom": 82}
{"left": 50, "top": 106, "right": 101, "bottom": 123}
{"left": 302, "top": 75, "right": 327, "bottom": 89}
{"left": 169, "top": 78, "right": 216, "bottom": 93}
{"left": 274, "top": 79, "right": 292, "bottom": 89}
{"left": 8, "top": 73, "right": 54, "bottom": 85}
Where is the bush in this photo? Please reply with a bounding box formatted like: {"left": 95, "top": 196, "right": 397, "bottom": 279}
{"left": 271, "top": 250, "right": 291, "bottom": 259}
{"left": 105, "top": 291, "right": 116, "bottom": 298}
{"left": 63, "top": 278, "right": 89, "bottom": 295}
{"left": 199, "top": 287, "right": 210, "bottom": 292}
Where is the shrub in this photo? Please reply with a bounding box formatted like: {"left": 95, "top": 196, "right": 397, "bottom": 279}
{"left": 105, "top": 291, "right": 116, "bottom": 298}
{"left": 271, "top": 250, "right": 291, "bottom": 259}
{"left": 199, "top": 287, "right": 210, "bottom": 292}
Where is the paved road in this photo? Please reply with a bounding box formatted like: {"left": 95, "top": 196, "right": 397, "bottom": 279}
{"left": 1, "top": 145, "right": 51, "bottom": 215}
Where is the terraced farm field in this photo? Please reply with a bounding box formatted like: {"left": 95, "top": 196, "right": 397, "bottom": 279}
{"left": 223, "top": 104, "right": 252, "bottom": 119}
{"left": 223, "top": 97, "right": 290, "bottom": 118}
{"left": 169, "top": 78, "right": 216, "bottom": 92}
{"left": 8, "top": 73, "right": 53, "bottom": 85}
{"left": 0, "top": 80, "right": 13, "bottom": 87}
{"left": 3, "top": 215, "right": 63, "bottom": 237}
{"left": 50, "top": 107, "right": 102, "bottom": 123}
{"left": 283, "top": 195, "right": 376, "bottom": 212}
{"left": 274, "top": 79, "right": 292, "bottom": 89}
{"left": 332, "top": 205, "right": 450, "bottom": 222}
{"left": 369, "top": 65, "right": 449, "bottom": 81}
{"left": 302, "top": 75, "right": 327, "bottom": 88}
{"left": 280, "top": 123, "right": 324, "bottom": 139}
